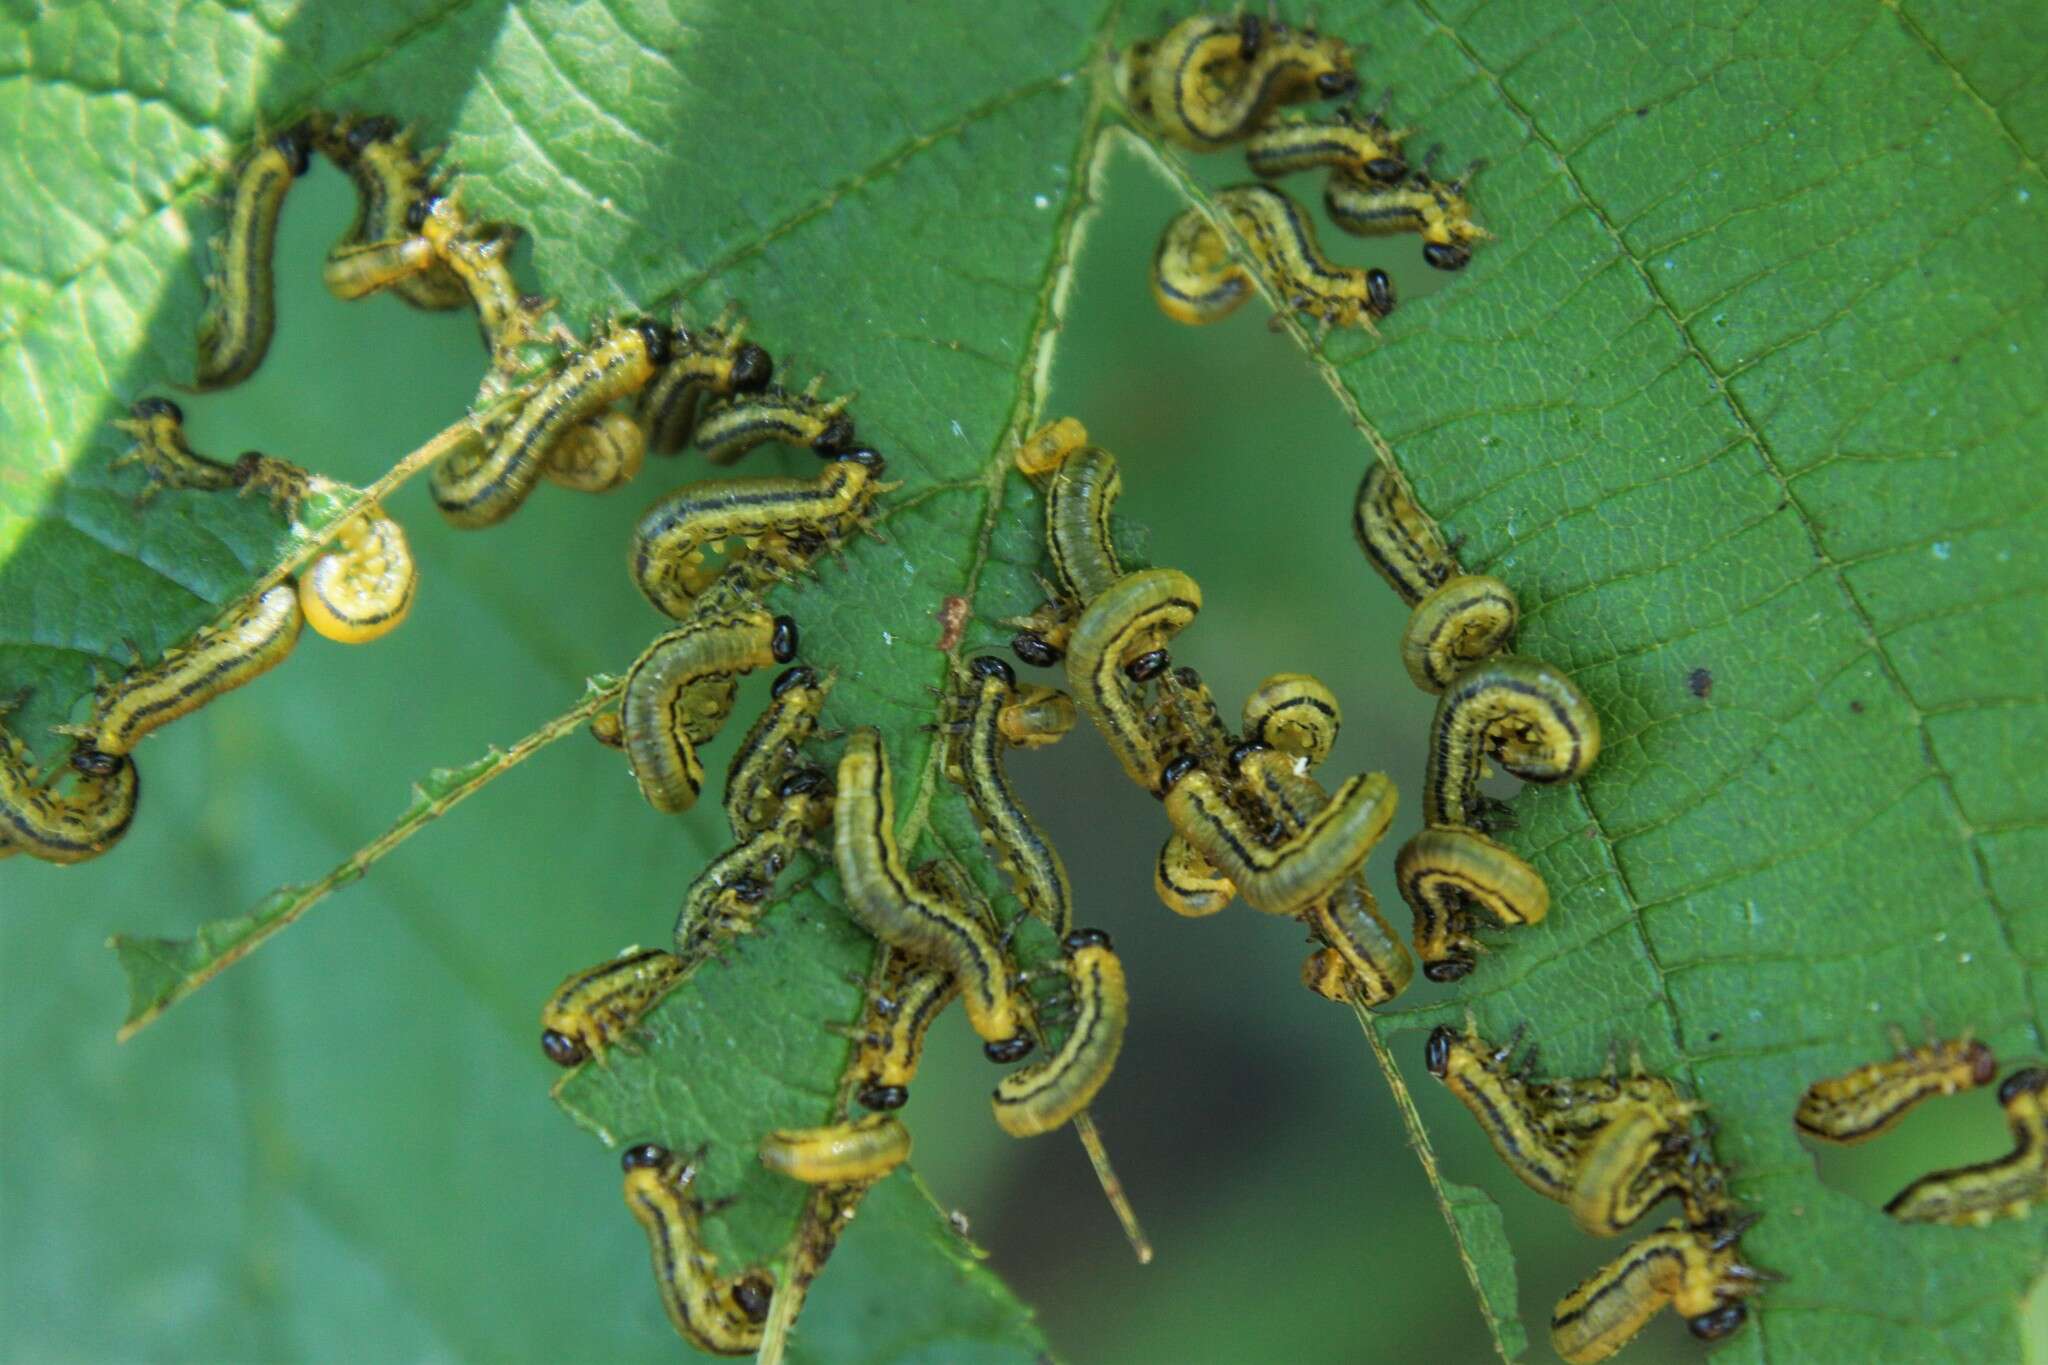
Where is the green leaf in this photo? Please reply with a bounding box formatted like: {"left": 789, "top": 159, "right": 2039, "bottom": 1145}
{"left": 6, "top": 0, "right": 2045, "bottom": 1360}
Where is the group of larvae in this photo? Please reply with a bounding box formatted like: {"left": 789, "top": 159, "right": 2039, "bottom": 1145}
{"left": 1120, "top": 12, "right": 1490, "bottom": 336}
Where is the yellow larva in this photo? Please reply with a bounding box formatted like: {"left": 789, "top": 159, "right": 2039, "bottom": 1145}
{"left": 694, "top": 378, "right": 855, "bottom": 464}
{"left": 619, "top": 1143, "right": 775, "bottom": 1355}
{"left": 1401, "top": 575, "right": 1519, "bottom": 693}
{"left": 1424, "top": 1023, "right": 1582, "bottom": 1203}
{"left": 298, "top": 505, "right": 417, "bottom": 645}
{"left": 945, "top": 656, "right": 1073, "bottom": 935}
{"left": 1395, "top": 825, "right": 1549, "bottom": 982}
{"left": 759, "top": 1113, "right": 911, "bottom": 1184}
{"left": 538, "top": 946, "right": 684, "bottom": 1067}
{"left": 1795, "top": 1028, "right": 1998, "bottom": 1144}
{"left": 1040, "top": 441, "right": 1125, "bottom": 606}
{"left": 408, "top": 193, "right": 535, "bottom": 360}
{"left": 320, "top": 234, "right": 437, "bottom": 301}
{"left": 1423, "top": 655, "right": 1601, "bottom": 828}
{"left": 197, "top": 120, "right": 316, "bottom": 390}
{"left": 1886, "top": 1067, "right": 2048, "bottom": 1226}
{"left": 0, "top": 714, "right": 139, "bottom": 865}
{"left": 541, "top": 409, "right": 647, "bottom": 494}
{"left": 722, "top": 666, "right": 834, "bottom": 841}
{"left": 999, "top": 684, "right": 1076, "bottom": 748}
{"left": 69, "top": 583, "right": 302, "bottom": 766}
{"left": 1160, "top": 755, "right": 1396, "bottom": 916}
{"left": 1241, "top": 673, "right": 1340, "bottom": 767}
{"left": 1062, "top": 569, "right": 1202, "bottom": 788}
{"left": 628, "top": 450, "right": 888, "bottom": 620}
{"left": 1353, "top": 461, "right": 1457, "bottom": 606}
{"left": 674, "top": 769, "right": 830, "bottom": 956}
{"left": 110, "top": 397, "right": 308, "bottom": 513}
{"left": 853, "top": 950, "right": 960, "bottom": 1111}
{"left": 315, "top": 115, "right": 468, "bottom": 311}
{"left": 1015, "top": 416, "right": 1089, "bottom": 477}
{"left": 1551, "top": 1221, "right": 1763, "bottom": 1363}
{"left": 832, "top": 728, "right": 1033, "bottom": 1062}
{"left": 1565, "top": 1101, "right": 1704, "bottom": 1238}
{"left": 1299, "top": 876, "right": 1412, "bottom": 1008}
{"left": 1151, "top": 185, "right": 1396, "bottom": 333}
{"left": 639, "top": 313, "right": 776, "bottom": 454}
{"left": 1128, "top": 13, "right": 1357, "bottom": 149}
{"left": 1153, "top": 833, "right": 1234, "bottom": 917}
{"left": 991, "top": 929, "right": 1128, "bottom": 1138}
{"left": 1325, "top": 163, "right": 1494, "bottom": 271}
{"left": 1244, "top": 102, "right": 1410, "bottom": 184}
{"left": 619, "top": 611, "right": 797, "bottom": 814}
{"left": 430, "top": 317, "right": 670, "bottom": 528}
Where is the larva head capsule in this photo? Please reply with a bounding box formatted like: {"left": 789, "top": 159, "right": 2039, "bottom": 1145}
{"left": 69, "top": 747, "right": 124, "bottom": 778}
{"left": 541, "top": 1029, "right": 587, "bottom": 1067}
{"left": 274, "top": 119, "right": 317, "bottom": 176}
{"left": 1424, "top": 1023, "right": 1458, "bottom": 1077}
{"left": 1011, "top": 631, "right": 1062, "bottom": 668}
{"left": 1688, "top": 1305, "right": 1746, "bottom": 1341}
{"left": 1063, "top": 927, "right": 1114, "bottom": 954}
{"left": 2000, "top": 1066, "right": 2048, "bottom": 1106}
{"left": 969, "top": 654, "right": 1016, "bottom": 686}
{"left": 858, "top": 1083, "right": 909, "bottom": 1112}
{"left": 133, "top": 395, "right": 184, "bottom": 423}
{"left": 984, "top": 1034, "right": 1035, "bottom": 1064}
{"left": 770, "top": 664, "right": 819, "bottom": 699}
{"left": 621, "top": 1142, "right": 672, "bottom": 1172}
{"left": 770, "top": 615, "right": 800, "bottom": 663}
{"left": 629, "top": 316, "right": 675, "bottom": 369}
{"left": 1158, "top": 753, "right": 1200, "bottom": 797}
{"left": 810, "top": 414, "right": 856, "bottom": 456}
{"left": 342, "top": 115, "right": 401, "bottom": 156}
{"left": 1125, "top": 648, "right": 1170, "bottom": 682}
{"left": 728, "top": 343, "right": 774, "bottom": 392}
{"left": 730, "top": 1275, "right": 774, "bottom": 1325}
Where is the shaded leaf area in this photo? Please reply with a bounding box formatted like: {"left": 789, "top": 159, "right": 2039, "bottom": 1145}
{"left": 1153, "top": 0, "right": 2048, "bottom": 1356}
{"left": 3, "top": 0, "right": 1116, "bottom": 1357}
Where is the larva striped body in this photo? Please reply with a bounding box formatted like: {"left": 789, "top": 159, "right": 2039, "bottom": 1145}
{"left": 541, "top": 409, "right": 647, "bottom": 494}
{"left": 619, "top": 1144, "right": 774, "bottom": 1355}
{"left": 1300, "top": 875, "right": 1412, "bottom": 1007}
{"left": 1565, "top": 1102, "right": 1701, "bottom": 1237}
{"left": 1152, "top": 185, "right": 1395, "bottom": 333}
{"left": 197, "top": 120, "right": 315, "bottom": 390}
{"left": 1423, "top": 656, "right": 1600, "bottom": 828}
{"left": 70, "top": 584, "right": 302, "bottom": 765}
{"left": 991, "top": 929, "right": 1128, "bottom": 1138}
{"left": 1154, "top": 833, "right": 1234, "bottom": 917}
{"left": 1551, "top": 1222, "right": 1760, "bottom": 1363}
{"left": 1, "top": 718, "right": 138, "bottom": 865}
{"left": 1886, "top": 1068, "right": 2048, "bottom": 1225}
{"left": 1401, "top": 575, "right": 1519, "bottom": 693}
{"left": 320, "top": 235, "right": 436, "bottom": 301}
{"left": 109, "top": 398, "right": 307, "bottom": 513}
{"left": 539, "top": 946, "right": 684, "bottom": 1067}
{"left": 619, "top": 611, "right": 797, "bottom": 814}
{"left": 759, "top": 1113, "right": 911, "bottom": 1184}
{"left": 1244, "top": 103, "right": 1409, "bottom": 184}
{"left": 1063, "top": 569, "right": 1203, "bottom": 788}
{"left": 1241, "top": 673, "right": 1340, "bottom": 767}
{"left": 832, "top": 728, "right": 1032, "bottom": 1062}
{"left": 694, "top": 381, "right": 855, "bottom": 465}
{"left": 1796, "top": 1030, "right": 1998, "bottom": 1144}
{"left": 638, "top": 315, "right": 775, "bottom": 454}
{"left": 1425, "top": 1023, "right": 1581, "bottom": 1202}
{"left": 946, "top": 656, "right": 1074, "bottom": 935}
{"left": 723, "top": 666, "right": 834, "bottom": 841}
{"left": 316, "top": 115, "right": 468, "bottom": 310}
{"left": 1044, "top": 444, "right": 1125, "bottom": 606}
{"left": 628, "top": 450, "right": 886, "bottom": 619}
{"left": 430, "top": 317, "right": 670, "bottom": 528}
{"left": 1129, "top": 14, "right": 1357, "bottom": 149}
{"left": 854, "top": 950, "right": 960, "bottom": 1111}
{"left": 1353, "top": 461, "right": 1456, "bottom": 606}
{"left": 409, "top": 194, "right": 533, "bottom": 359}
{"left": 1396, "top": 825, "right": 1549, "bottom": 981}
{"left": 1325, "top": 166, "right": 1493, "bottom": 271}
{"left": 673, "top": 769, "right": 829, "bottom": 956}
{"left": 1160, "top": 756, "right": 1396, "bottom": 916}
{"left": 299, "top": 506, "right": 417, "bottom": 644}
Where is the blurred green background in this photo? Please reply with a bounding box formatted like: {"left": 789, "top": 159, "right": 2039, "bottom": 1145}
{"left": 3, "top": 147, "right": 2037, "bottom": 1363}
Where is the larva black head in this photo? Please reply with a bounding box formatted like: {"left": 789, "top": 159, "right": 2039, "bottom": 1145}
{"left": 1963, "top": 1041, "right": 1999, "bottom": 1087}
{"left": 133, "top": 395, "right": 184, "bottom": 422}
{"left": 1367, "top": 268, "right": 1396, "bottom": 317}
{"left": 811, "top": 414, "right": 856, "bottom": 456}
{"left": 621, "top": 1142, "right": 670, "bottom": 1171}
{"left": 274, "top": 120, "right": 316, "bottom": 176}
{"left": 1125, "top": 648, "right": 1170, "bottom": 683}
{"left": 1158, "top": 753, "right": 1199, "bottom": 792}
{"left": 1998, "top": 1067, "right": 2048, "bottom": 1106}
{"left": 403, "top": 194, "right": 442, "bottom": 233}
{"left": 1172, "top": 665, "right": 1202, "bottom": 686}
{"left": 969, "top": 655, "right": 1016, "bottom": 686}
{"left": 1687, "top": 1305, "right": 1746, "bottom": 1341}
{"left": 630, "top": 317, "right": 674, "bottom": 368}
{"left": 858, "top": 1084, "right": 909, "bottom": 1112}
{"left": 837, "top": 446, "right": 886, "bottom": 474}
{"left": 1317, "top": 71, "right": 1359, "bottom": 99}
{"left": 984, "top": 1034, "right": 1035, "bottom": 1064}
{"left": 69, "top": 747, "right": 123, "bottom": 778}
{"left": 731, "top": 1275, "right": 774, "bottom": 1325}
{"left": 1063, "top": 927, "right": 1113, "bottom": 954}
{"left": 1365, "top": 155, "right": 1408, "bottom": 184}
{"left": 730, "top": 343, "right": 774, "bottom": 392}
{"left": 1227, "top": 740, "right": 1270, "bottom": 773}
{"left": 776, "top": 766, "right": 829, "bottom": 799}
{"left": 1237, "top": 12, "right": 1263, "bottom": 57}
{"left": 229, "top": 452, "right": 268, "bottom": 486}
{"left": 770, "top": 614, "right": 800, "bottom": 662}
{"left": 540, "top": 1030, "right": 587, "bottom": 1067}
{"left": 345, "top": 115, "right": 400, "bottom": 155}
{"left": 1424, "top": 1024, "right": 1458, "bottom": 1077}
{"left": 770, "top": 664, "right": 819, "bottom": 699}
{"left": 1011, "top": 631, "right": 1061, "bottom": 668}
{"left": 1424, "top": 954, "right": 1476, "bottom": 983}
{"left": 1423, "top": 240, "right": 1472, "bottom": 271}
